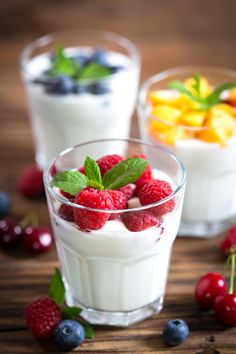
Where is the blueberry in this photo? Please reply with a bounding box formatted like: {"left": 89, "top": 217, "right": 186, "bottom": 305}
{"left": 54, "top": 320, "right": 85, "bottom": 350}
{"left": 90, "top": 49, "right": 108, "bottom": 66}
{"left": 162, "top": 319, "right": 189, "bottom": 346}
{"left": 45, "top": 75, "right": 74, "bottom": 95}
{"left": 109, "top": 65, "right": 124, "bottom": 74}
{"left": 90, "top": 82, "right": 110, "bottom": 95}
{"left": 0, "top": 192, "right": 11, "bottom": 218}
{"left": 75, "top": 54, "right": 90, "bottom": 67}
{"left": 73, "top": 84, "right": 88, "bottom": 94}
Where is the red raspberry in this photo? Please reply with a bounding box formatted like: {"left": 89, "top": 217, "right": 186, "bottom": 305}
{"left": 78, "top": 166, "right": 85, "bottom": 174}
{"left": 220, "top": 225, "right": 236, "bottom": 255}
{"left": 60, "top": 190, "right": 74, "bottom": 200}
{"left": 74, "top": 188, "right": 114, "bottom": 231}
{"left": 24, "top": 297, "right": 61, "bottom": 339}
{"left": 134, "top": 178, "right": 153, "bottom": 197}
{"left": 59, "top": 204, "right": 75, "bottom": 222}
{"left": 122, "top": 211, "right": 161, "bottom": 232}
{"left": 118, "top": 184, "right": 135, "bottom": 200}
{"left": 132, "top": 154, "right": 152, "bottom": 186}
{"left": 139, "top": 179, "right": 175, "bottom": 216}
{"left": 109, "top": 190, "right": 128, "bottom": 210}
{"left": 18, "top": 166, "right": 44, "bottom": 199}
{"left": 96, "top": 154, "right": 124, "bottom": 176}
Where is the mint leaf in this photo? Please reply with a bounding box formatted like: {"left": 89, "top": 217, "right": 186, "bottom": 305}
{"left": 79, "top": 63, "right": 112, "bottom": 80}
{"left": 83, "top": 323, "right": 95, "bottom": 339}
{"left": 206, "top": 83, "right": 236, "bottom": 106}
{"left": 62, "top": 306, "right": 82, "bottom": 320}
{"left": 49, "top": 268, "right": 65, "bottom": 305}
{"left": 168, "top": 81, "right": 197, "bottom": 101}
{"left": 192, "top": 73, "right": 201, "bottom": 97}
{"left": 84, "top": 156, "right": 102, "bottom": 184}
{"left": 103, "top": 158, "right": 148, "bottom": 190}
{"left": 87, "top": 180, "right": 104, "bottom": 190}
{"left": 52, "top": 171, "right": 88, "bottom": 196}
{"left": 49, "top": 44, "right": 79, "bottom": 77}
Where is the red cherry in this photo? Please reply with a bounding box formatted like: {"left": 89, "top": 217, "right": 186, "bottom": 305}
{"left": 18, "top": 165, "right": 44, "bottom": 199}
{"left": 214, "top": 293, "right": 236, "bottom": 325}
{"left": 195, "top": 272, "right": 227, "bottom": 310}
{"left": 0, "top": 218, "right": 23, "bottom": 248}
{"left": 23, "top": 226, "right": 53, "bottom": 254}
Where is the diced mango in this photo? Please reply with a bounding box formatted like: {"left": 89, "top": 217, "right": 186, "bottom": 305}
{"left": 179, "top": 111, "right": 206, "bottom": 127}
{"left": 149, "top": 122, "right": 186, "bottom": 145}
{"left": 151, "top": 105, "right": 182, "bottom": 122}
{"left": 149, "top": 90, "right": 180, "bottom": 106}
{"left": 175, "top": 94, "right": 200, "bottom": 111}
{"left": 184, "top": 76, "right": 213, "bottom": 97}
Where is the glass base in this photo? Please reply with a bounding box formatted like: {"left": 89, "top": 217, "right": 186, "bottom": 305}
{"left": 66, "top": 296, "right": 164, "bottom": 327}
{"left": 179, "top": 216, "right": 236, "bottom": 238}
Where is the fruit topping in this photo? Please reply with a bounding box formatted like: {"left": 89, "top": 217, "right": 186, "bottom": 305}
{"left": 96, "top": 154, "right": 124, "bottom": 176}
{"left": 121, "top": 211, "right": 160, "bottom": 232}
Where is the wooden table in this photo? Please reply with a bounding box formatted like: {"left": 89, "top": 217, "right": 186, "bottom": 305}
{"left": 0, "top": 1, "right": 236, "bottom": 353}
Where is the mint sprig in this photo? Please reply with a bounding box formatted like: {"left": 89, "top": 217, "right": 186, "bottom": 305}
{"left": 78, "top": 63, "right": 112, "bottom": 80}
{"left": 49, "top": 268, "right": 95, "bottom": 339}
{"left": 52, "top": 156, "right": 148, "bottom": 195}
{"left": 169, "top": 74, "right": 235, "bottom": 110}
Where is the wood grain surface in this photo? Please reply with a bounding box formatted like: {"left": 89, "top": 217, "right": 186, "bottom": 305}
{"left": 0, "top": 1, "right": 236, "bottom": 353}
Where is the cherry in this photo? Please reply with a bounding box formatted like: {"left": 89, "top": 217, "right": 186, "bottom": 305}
{"left": 214, "top": 293, "right": 236, "bottom": 325}
{"left": 195, "top": 272, "right": 227, "bottom": 310}
{"left": 0, "top": 218, "right": 23, "bottom": 248}
{"left": 18, "top": 165, "right": 44, "bottom": 199}
{"left": 23, "top": 226, "right": 53, "bottom": 254}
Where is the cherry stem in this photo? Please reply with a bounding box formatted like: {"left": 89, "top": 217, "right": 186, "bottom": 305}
{"left": 229, "top": 253, "right": 236, "bottom": 294}
{"left": 19, "top": 211, "right": 38, "bottom": 228}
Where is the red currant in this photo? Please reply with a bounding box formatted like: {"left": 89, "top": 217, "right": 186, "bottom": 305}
{"left": 23, "top": 226, "right": 53, "bottom": 254}
{"left": 214, "top": 293, "right": 236, "bottom": 325}
{"left": 195, "top": 272, "right": 227, "bottom": 310}
{"left": 0, "top": 218, "right": 23, "bottom": 248}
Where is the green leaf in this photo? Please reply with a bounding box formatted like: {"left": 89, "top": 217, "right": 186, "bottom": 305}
{"left": 87, "top": 180, "right": 104, "bottom": 190}
{"left": 206, "top": 82, "right": 236, "bottom": 106}
{"left": 168, "top": 81, "right": 198, "bottom": 101}
{"left": 103, "top": 157, "right": 148, "bottom": 190}
{"left": 79, "top": 63, "right": 112, "bottom": 80}
{"left": 62, "top": 306, "right": 82, "bottom": 320}
{"left": 52, "top": 170, "right": 88, "bottom": 196}
{"left": 192, "top": 73, "right": 201, "bottom": 97}
{"left": 49, "top": 268, "right": 65, "bottom": 305}
{"left": 49, "top": 43, "right": 79, "bottom": 77}
{"left": 62, "top": 306, "right": 95, "bottom": 339}
{"left": 84, "top": 156, "right": 102, "bottom": 184}
{"left": 83, "top": 323, "right": 95, "bottom": 339}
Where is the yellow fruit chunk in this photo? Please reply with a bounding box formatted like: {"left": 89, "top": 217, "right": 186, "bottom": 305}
{"left": 198, "top": 105, "right": 236, "bottom": 144}
{"left": 149, "top": 122, "right": 186, "bottom": 145}
{"left": 184, "top": 76, "right": 213, "bottom": 97}
{"left": 149, "top": 90, "right": 180, "bottom": 106}
{"left": 228, "top": 87, "right": 236, "bottom": 100}
{"left": 176, "top": 94, "right": 200, "bottom": 111}
{"left": 151, "top": 105, "right": 182, "bottom": 123}
{"left": 180, "top": 111, "right": 206, "bottom": 127}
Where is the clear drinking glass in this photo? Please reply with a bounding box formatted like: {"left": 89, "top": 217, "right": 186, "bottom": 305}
{"left": 20, "top": 31, "right": 140, "bottom": 168}
{"left": 138, "top": 66, "right": 236, "bottom": 237}
{"left": 44, "top": 138, "right": 186, "bottom": 327}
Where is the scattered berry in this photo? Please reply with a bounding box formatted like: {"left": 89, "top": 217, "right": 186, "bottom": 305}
{"left": 96, "top": 154, "right": 124, "bottom": 177}
{"left": 18, "top": 166, "right": 44, "bottom": 199}
{"left": 195, "top": 272, "right": 227, "bottom": 310}
{"left": 74, "top": 188, "right": 114, "bottom": 231}
{"left": 0, "top": 191, "right": 11, "bottom": 218}
{"left": 121, "top": 211, "right": 160, "bottom": 232}
{"left": 0, "top": 218, "right": 23, "bottom": 248}
{"left": 132, "top": 153, "right": 152, "bottom": 186}
{"left": 139, "top": 179, "right": 175, "bottom": 216}
{"left": 220, "top": 225, "right": 236, "bottom": 255}
{"left": 24, "top": 297, "right": 61, "bottom": 339}
{"left": 162, "top": 319, "right": 189, "bottom": 346}
{"left": 118, "top": 184, "right": 135, "bottom": 200}
{"left": 214, "top": 293, "right": 236, "bottom": 325}
{"left": 23, "top": 226, "right": 53, "bottom": 254}
{"left": 54, "top": 320, "right": 85, "bottom": 350}
{"left": 59, "top": 204, "right": 74, "bottom": 222}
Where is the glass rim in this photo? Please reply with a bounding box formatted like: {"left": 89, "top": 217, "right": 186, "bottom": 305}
{"left": 138, "top": 65, "right": 236, "bottom": 132}
{"left": 43, "top": 138, "right": 186, "bottom": 214}
{"left": 20, "top": 30, "right": 141, "bottom": 84}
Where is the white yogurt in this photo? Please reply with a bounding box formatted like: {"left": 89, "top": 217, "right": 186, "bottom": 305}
{"left": 23, "top": 49, "right": 139, "bottom": 168}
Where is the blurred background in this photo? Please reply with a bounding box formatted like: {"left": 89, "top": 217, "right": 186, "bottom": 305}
{"left": 0, "top": 0, "right": 235, "bottom": 164}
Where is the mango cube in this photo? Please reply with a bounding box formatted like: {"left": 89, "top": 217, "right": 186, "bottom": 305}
{"left": 184, "top": 76, "right": 213, "bottom": 98}
{"left": 149, "top": 90, "right": 180, "bottom": 106}
{"left": 180, "top": 111, "right": 206, "bottom": 127}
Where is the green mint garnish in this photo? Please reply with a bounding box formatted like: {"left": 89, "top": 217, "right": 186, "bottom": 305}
{"left": 78, "top": 63, "right": 112, "bottom": 80}
{"left": 84, "top": 156, "right": 102, "bottom": 185}
{"left": 103, "top": 158, "right": 148, "bottom": 190}
{"left": 49, "top": 268, "right": 65, "bottom": 305}
{"left": 49, "top": 44, "right": 79, "bottom": 77}
{"left": 62, "top": 306, "right": 82, "bottom": 318}
{"left": 52, "top": 170, "right": 88, "bottom": 196}
{"left": 169, "top": 74, "right": 236, "bottom": 110}
{"left": 87, "top": 180, "right": 104, "bottom": 190}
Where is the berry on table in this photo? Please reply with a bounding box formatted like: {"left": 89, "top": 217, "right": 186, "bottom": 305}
{"left": 220, "top": 225, "right": 236, "bottom": 255}
{"left": 195, "top": 272, "right": 227, "bottom": 310}
{"left": 96, "top": 154, "right": 124, "bottom": 176}
{"left": 54, "top": 319, "right": 85, "bottom": 350}
{"left": 23, "top": 226, "right": 53, "bottom": 254}
{"left": 74, "top": 188, "right": 114, "bottom": 231}
{"left": 214, "top": 293, "right": 236, "bottom": 325}
{"left": 18, "top": 166, "right": 44, "bottom": 199}
{"left": 121, "top": 211, "right": 160, "bottom": 232}
{"left": 0, "top": 191, "right": 11, "bottom": 218}
{"left": 0, "top": 218, "right": 23, "bottom": 248}
{"left": 162, "top": 319, "right": 189, "bottom": 346}
{"left": 24, "top": 297, "right": 61, "bottom": 339}
{"left": 139, "top": 179, "right": 175, "bottom": 216}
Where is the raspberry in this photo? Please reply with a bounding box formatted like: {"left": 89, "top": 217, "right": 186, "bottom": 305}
{"left": 96, "top": 154, "right": 124, "bottom": 176}
{"left": 18, "top": 165, "right": 44, "bottom": 199}
{"left": 139, "top": 179, "right": 175, "bottom": 216}
{"left": 74, "top": 188, "right": 114, "bottom": 231}
{"left": 24, "top": 297, "right": 61, "bottom": 339}
{"left": 132, "top": 154, "right": 152, "bottom": 186}
{"left": 118, "top": 184, "right": 135, "bottom": 200}
{"left": 134, "top": 178, "right": 153, "bottom": 197}
{"left": 122, "top": 211, "right": 161, "bottom": 232}
{"left": 78, "top": 166, "right": 85, "bottom": 174}
{"left": 109, "top": 190, "right": 128, "bottom": 210}
{"left": 59, "top": 204, "right": 75, "bottom": 222}
{"left": 60, "top": 190, "right": 74, "bottom": 200}
{"left": 220, "top": 225, "right": 236, "bottom": 255}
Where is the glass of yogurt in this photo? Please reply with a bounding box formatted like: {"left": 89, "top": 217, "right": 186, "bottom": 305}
{"left": 44, "top": 138, "right": 186, "bottom": 326}
{"left": 138, "top": 66, "right": 236, "bottom": 237}
{"left": 20, "top": 31, "right": 140, "bottom": 169}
